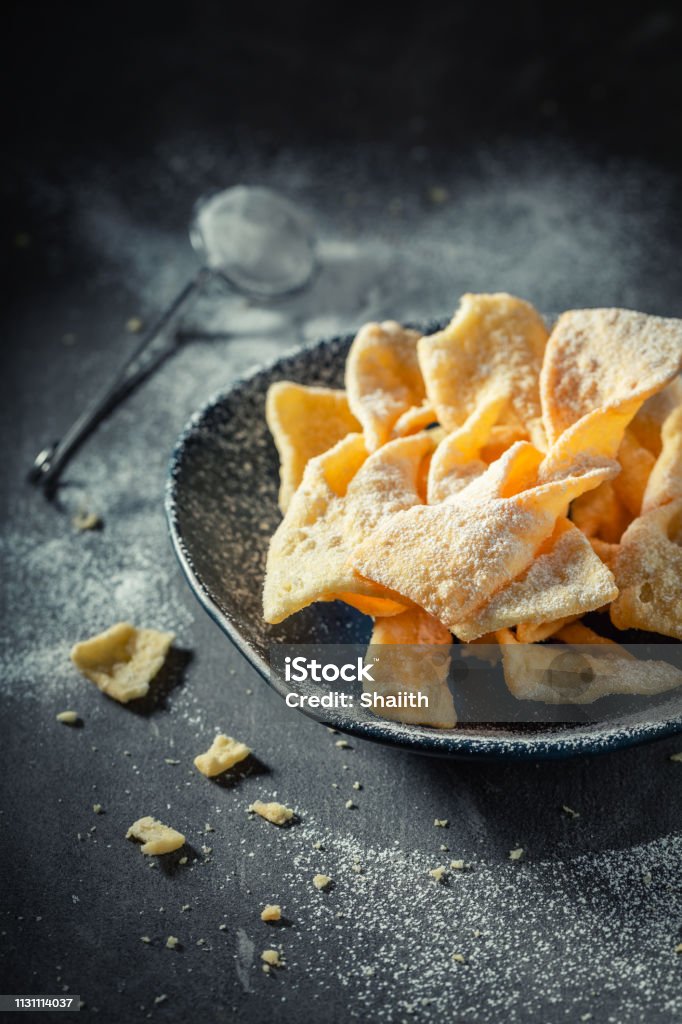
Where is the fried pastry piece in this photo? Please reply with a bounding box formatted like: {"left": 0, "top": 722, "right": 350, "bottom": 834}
{"left": 539, "top": 402, "right": 643, "bottom": 483}
{"left": 418, "top": 293, "right": 548, "bottom": 445}
{"left": 571, "top": 481, "right": 631, "bottom": 544}
{"left": 498, "top": 627, "right": 682, "bottom": 703}
{"left": 515, "top": 617, "right": 578, "bottom": 643}
{"left": 479, "top": 424, "right": 530, "bottom": 464}
{"left": 641, "top": 405, "right": 682, "bottom": 513}
{"left": 452, "top": 441, "right": 544, "bottom": 504}
{"left": 266, "top": 382, "right": 361, "bottom": 513}
{"left": 628, "top": 376, "right": 682, "bottom": 456}
{"left": 370, "top": 606, "right": 453, "bottom": 645}
{"left": 352, "top": 460, "right": 617, "bottom": 632}
{"left": 366, "top": 608, "right": 456, "bottom": 728}
{"left": 263, "top": 432, "right": 434, "bottom": 624}
{"left": 553, "top": 622, "right": 625, "bottom": 646}
{"left": 588, "top": 537, "right": 620, "bottom": 571}
{"left": 540, "top": 403, "right": 643, "bottom": 540}
{"left": 453, "top": 518, "right": 617, "bottom": 641}
{"left": 540, "top": 308, "right": 682, "bottom": 446}
{"left": 426, "top": 394, "right": 507, "bottom": 503}
{"left": 610, "top": 499, "right": 682, "bottom": 640}
{"left": 612, "top": 430, "right": 656, "bottom": 518}
{"left": 346, "top": 321, "right": 433, "bottom": 451}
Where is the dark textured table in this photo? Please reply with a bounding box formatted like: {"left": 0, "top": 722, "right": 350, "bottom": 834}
{"left": 2, "top": 5, "right": 682, "bottom": 1022}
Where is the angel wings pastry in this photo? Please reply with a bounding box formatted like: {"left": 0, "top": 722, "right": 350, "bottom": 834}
{"left": 263, "top": 294, "right": 682, "bottom": 727}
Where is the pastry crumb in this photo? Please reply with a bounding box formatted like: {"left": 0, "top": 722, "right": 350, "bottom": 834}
{"left": 450, "top": 859, "right": 466, "bottom": 870}
{"left": 248, "top": 800, "right": 294, "bottom": 826}
{"left": 93, "top": 804, "right": 104, "bottom": 815}
{"left": 72, "top": 511, "right": 102, "bottom": 532}
{"left": 451, "top": 952, "right": 466, "bottom": 963}
{"left": 165, "top": 936, "right": 179, "bottom": 950}
{"left": 164, "top": 758, "right": 180, "bottom": 765}
{"left": 126, "top": 816, "right": 185, "bottom": 855}
{"left": 352, "top": 781, "right": 362, "bottom": 790}
{"left": 345, "top": 799, "right": 355, "bottom": 810}
{"left": 434, "top": 819, "right": 448, "bottom": 828}
{"left": 194, "top": 734, "right": 251, "bottom": 777}
{"left": 669, "top": 752, "right": 682, "bottom": 762}
{"left": 429, "top": 866, "right": 447, "bottom": 883}
{"left": 562, "top": 805, "right": 580, "bottom": 818}
{"left": 126, "top": 316, "right": 144, "bottom": 333}
{"left": 509, "top": 847, "right": 524, "bottom": 861}
{"left": 313, "top": 874, "right": 332, "bottom": 891}
{"left": 261, "top": 904, "right": 282, "bottom": 922}
{"left": 261, "top": 949, "right": 282, "bottom": 967}
{"left": 71, "top": 622, "right": 174, "bottom": 704}
{"left": 56, "top": 711, "right": 79, "bottom": 725}
{"left": 335, "top": 739, "right": 350, "bottom": 749}
{"left": 140, "top": 936, "right": 151, "bottom": 944}
{"left": 153, "top": 994, "right": 167, "bottom": 1006}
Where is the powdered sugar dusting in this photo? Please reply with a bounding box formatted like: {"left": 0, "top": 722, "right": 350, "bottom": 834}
{"left": 229, "top": 812, "right": 682, "bottom": 1023}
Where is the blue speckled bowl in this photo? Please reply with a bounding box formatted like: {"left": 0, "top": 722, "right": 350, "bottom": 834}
{"left": 166, "top": 327, "right": 682, "bottom": 759}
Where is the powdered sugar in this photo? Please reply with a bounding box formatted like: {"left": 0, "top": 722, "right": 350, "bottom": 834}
{"left": 231, "top": 811, "right": 682, "bottom": 1022}
{"left": 541, "top": 308, "right": 682, "bottom": 443}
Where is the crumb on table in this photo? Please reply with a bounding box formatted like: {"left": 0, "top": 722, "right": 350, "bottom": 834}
{"left": 248, "top": 800, "right": 294, "bottom": 826}
{"left": 126, "top": 816, "right": 185, "bottom": 855}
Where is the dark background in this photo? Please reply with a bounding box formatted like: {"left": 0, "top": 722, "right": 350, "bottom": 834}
{"left": 6, "top": 1, "right": 682, "bottom": 322}
{"left": 5, "top": 0, "right": 682, "bottom": 158}
{"left": 2, "top": 3, "right": 682, "bottom": 1023}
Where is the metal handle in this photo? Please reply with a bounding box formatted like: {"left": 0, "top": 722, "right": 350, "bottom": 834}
{"left": 28, "top": 274, "right": 202, "bottom": 491}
